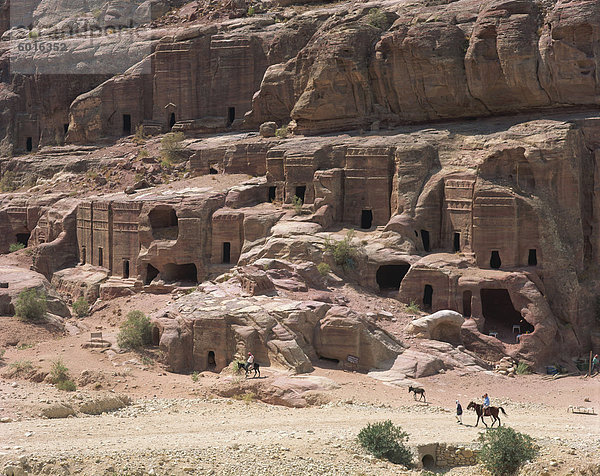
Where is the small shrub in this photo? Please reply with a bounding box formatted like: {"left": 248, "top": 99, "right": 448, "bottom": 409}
{"left": 72, "top": 297, "right": 90, "bottom": 318}
{"left": 0, "top": 171, "right": 18, "bottom": 192}
{"left": 478, "top": 426, "right": 538, "bottom": 476}
{"left": 275, "top": 125, "right": 288, "bottom": 138}
{"left": 56, "top": 379, "right": 77, "bottom": 391}
{"left": 357, "top": 420, "right": 413, "bottom": 466}
{"left": 17, "top": 343, "right": 33, "bottom": 350}
{"left": 160, "top": 132, "right": 185, "bottom": 164}
{"left": 133, "top": 125, "right": 147, "bottom": 145}
{"left": 406, "top": 301, "right": 420, "bottom": 314}
{"left": 366, "top": 8, "right": 389, "bottom": 30}
{"left": 14, "top": 288, "right": 47, "bottom": 321}
{"left": 10, "top": 360, "right": 33, "bottom": 373}
{"left": 191, "top": 371, "right": 200, "bottom": 382}
{"left": 50, "top": 359, "right": 70, "bottom": 384}
{"left": 317, "top": 262, "right": 331, "bottom": 276}
{"left": 247, "top": 5, "right": 255, "bottom": 16}
{"left": 9, "top": 242, "right": 25, "bottom": 253}
{"left": 324, "top": 231, "right": 359, "bottom": 271}
{"left": 515, "top": 362, "right": 531, "bottom": 375}
{"left": 137, "top": 149, "right": 149, "bottom": 160}
{"left": 117, "top": 310, "right": 153, "bottom": 350}
{"left": 292, "top": 195, "right": 303, "bottom": 214}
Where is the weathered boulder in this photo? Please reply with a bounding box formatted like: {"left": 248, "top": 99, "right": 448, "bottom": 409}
{"left": 406, "top": 310, "right": 465, "bottom": 345}
{"left": 259, "top": 122, "right": 277, "bottom": 138}
{"left": 41, "top": 403, "right": 76, "bottom": 419}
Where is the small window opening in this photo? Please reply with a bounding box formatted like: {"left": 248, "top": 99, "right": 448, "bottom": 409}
{"left": 26, "top": 137, "right": 33, "bottom": 152}
{"left": 420, "top": 229, "right": 430, "bottom": 252}
{"left": 453, "top": 232, "right": 461, "bottom": 252}
{"left": 463, "top": 290, "right": 472, "bottom": 317}
{"left": 169, "top": 113, "right": 176, "bottom": 128}
{"left": 490, "top": 250, "right": 501, "bottom": 269}
{"left": 361, "top": 210, "right": 373, "bottom": 229}
{"left": 122, "top": 114, "right": 131, "bottom": 135}
{"left": 207, "top": 351, "right": 216, "bottom": 371}
{"left": 146, "top": 264, "right": 159, "bottom": 285}
{"left": 63, "top": 124, "right": 69, "bottom": 134}
{"left": 123, "top": 259, "right": 130, "bottom": 278}
{"left": 528, "top": 249, "right": 537, "bottom": 266}
{"left": 423, "top": 284, "right": 433, "bottom": 310}
{"left": 98, "top": 247, "right": 103, "bottom": 267}
{"left": 81, "top": 246, "right": 86, "bottom": 265}
{"left": 268, "top": 186, "right": 276, "bottom": 202}
{"left": 222, "top": 242, "right": 231, "bottom": 264}
{"left": 295, "top": 185, "right": 306, "bottom": 202}
{"left": 227, "top": 107, "right": 235, "bottom": 126}
{"left": 16, "top": 233, "right": 30, "bottom": 247}
{"left": 209, "top": 167, "right": 218, "bottom": 175}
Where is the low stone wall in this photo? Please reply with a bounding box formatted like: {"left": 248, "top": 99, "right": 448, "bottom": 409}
{"left": 417, "top": 443, "right": 479, "bottom": 468}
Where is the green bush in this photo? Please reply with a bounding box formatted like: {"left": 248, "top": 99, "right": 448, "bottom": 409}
{"left": 72, "top": 297, "right": 90, "bottom": 318}
{"left": 406, "top": 301, "right": 420, "bottom": 314}
{"left": 9, "top": 242, "right": 25, "bottom": 253}
{"left": 275, "top": 125, "right": 288, "bottom": 138}
{"left": 478, "top": 426, "right": 538, "bottom": 476}
{"left": 160, "top": 132, "right": 186, "bottom": 164}
{"left": 515, "top": 362, "right": 531, "bottom": 375}
{"left": 317, "top": 263, "right": 331, "bottom": 276}
{"left": 50, "top": 358, "right": 70, "bottom": 383}
{"left": 191, "top": 371, "right": 200, "bottom": 382}
{"left": 14, "top": 288, "right": 47, "bottom": 321}
{"left": 292, "top": 195, "right": 303, "bottom": 214}
{"left": 56, "top": 379, "right": 77, "bottom": 391}
{"left": 366, "top": 8, "right": 389, "bottom": 30}
{"left": 324, "top": 231, "right": 359, "bottom": 271}
{"left": 357, "top": 420, "right": 413, "bottom": 466}
{"left": 247, "top": 5, "right": 255, "bottom": 16}
{"left": 0, "top": 171, "right": 18, "bottom": 192}
{"left": 117, "top": 310, "right": 153, "bottom": 350}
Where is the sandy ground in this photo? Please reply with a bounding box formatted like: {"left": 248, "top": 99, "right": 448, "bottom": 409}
{"left": 1, "top": 292, "right": 599, "bottom": 475}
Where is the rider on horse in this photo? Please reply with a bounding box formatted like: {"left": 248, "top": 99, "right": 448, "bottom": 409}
{"left": 247, "top": 351, "right": 254, "bottom": 371}
{"left": 483, "top": 393, "right": 490, "bottom": 415}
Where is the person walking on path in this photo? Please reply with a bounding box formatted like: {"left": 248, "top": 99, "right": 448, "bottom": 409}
{"left": 592, "top": 354, "right": 599, "bottom": 376}
{"left": 456, "top": 400, "right": 463, "bottom": 424}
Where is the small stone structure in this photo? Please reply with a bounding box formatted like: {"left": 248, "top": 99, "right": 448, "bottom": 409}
{"left": 417, "top": 443, "right": 479, "bottom": 469}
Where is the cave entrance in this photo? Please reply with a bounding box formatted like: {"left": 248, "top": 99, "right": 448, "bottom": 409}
{"left": 207, "top": 351, "right": 216, "bottom": 371}
{"left": 528, "top": 249, "right": 537, "bottom": 266}
{"left": 421, "top": 454, "right": 435, "bottom": 469}
{"left": 162, "top": 263, "right": 197, "bottom": 284}
{"left": 169, "top": 112, "right": 176, "bottom": 128}
{"left": 64, "top": 124, "right": 69, "bottom": 135}
{"left": 295, "top": 185, "right": 306, "bottom": 203}
{"left": 421, "top": 229, "right": 430, "bottom": 252}
{"left": 227, "top": 107, "right": 235, "bottom": 126}
{"left": 361, "top": 209, "right": 373, "bottom": 229}
{"left": 122, "top": 259, "right": 130, "bottom": 279}
{"left": 145, "top": 264, "right": 159, "bottom": 285}
{"left": 152, "top": 326, "right": 160, "bottom": 346}
{"left": 376, "top": 264, "right": 410, "bottom": 291}
{"left": 16, "top": 233, "right": 30, "bottom": 247}
{"left": 123, "top": 114, "right": 131, "bottom": 135}
{"left": 222, "top": 242, "right": 231, "bottom": 264}
{"left": 26, "top": 137, "right": 33, "bottom": 152}
{"left": 98, "top": 247, "right": 104, "bottom": 267}
{"left": 463, "top": 290, "right": 472, "bottom": 317}
{"left": 209, "top": 167, "right": 218, "bottom": 175}
{"left": 149, "top": 206, "right": 178, "bottom": 240}
{"left": 453, "top": 232, "right": 461, "bottom": 252}
{"left": 423, "top": 284, "right": 433, "bottom": 311}
{"left": 480, "top": 288, "right": 534, "bottom": 339}
{"left": 490, "top": 250, "right": 501, "bottom": 269}
{"left": 423, "top": 284, "right": 433, "bottom": 310}
{"left": 81, "top": 246, "right": 86, "bottom": 265}
{"left": 268, "top": 186, "right": 276, "bottom": 202}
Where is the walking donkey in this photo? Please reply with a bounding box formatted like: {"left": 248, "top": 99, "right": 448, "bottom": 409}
{"left": 467, "top": 401, "right": 507, "bottom": 427}
{"left": 408, "top": 386, "right": 426, "bottom": 402}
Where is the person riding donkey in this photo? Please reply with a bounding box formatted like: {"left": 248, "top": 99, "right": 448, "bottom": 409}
{"left": 247, "top": 351, "right": 255, "bottom": 371}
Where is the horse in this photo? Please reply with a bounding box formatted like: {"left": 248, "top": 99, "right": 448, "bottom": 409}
{"left": 236, "top": 361, "right": 260, "bottom": 378}
{"left": 408, "top": 385, "right": 426, "bottom": 402}
{"left": 467, "top": 401, "right": 507, "bottom": 427}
